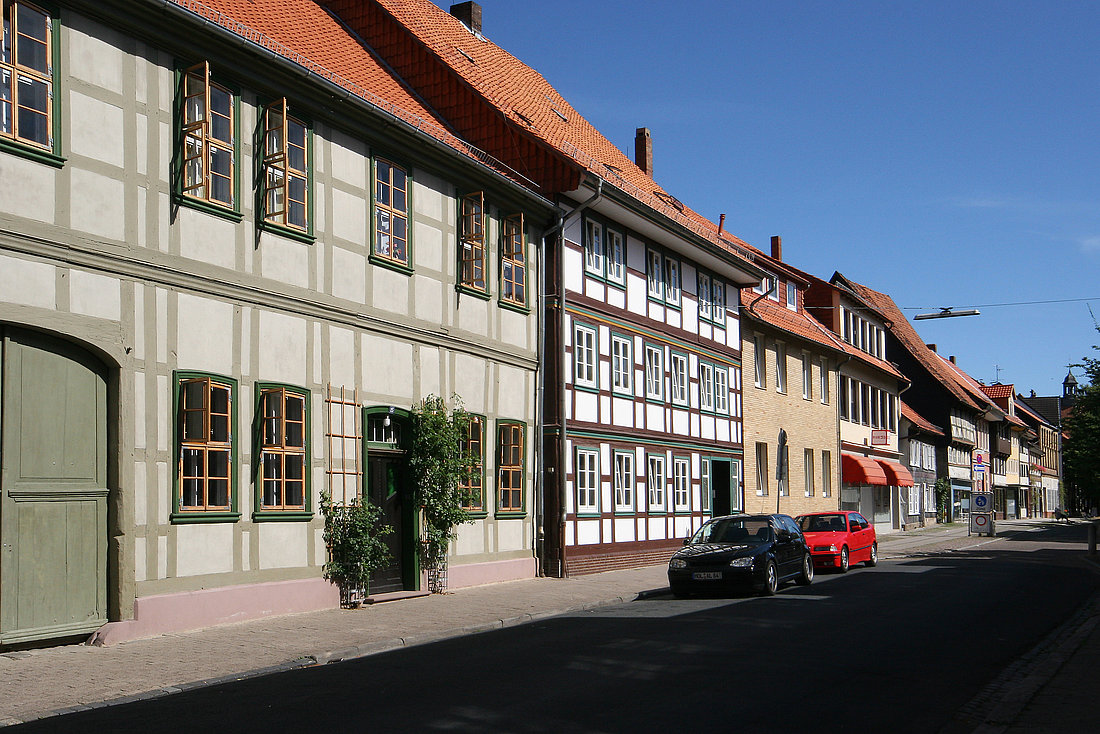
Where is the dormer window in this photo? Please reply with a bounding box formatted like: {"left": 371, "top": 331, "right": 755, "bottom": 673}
{"left": 786, "top": 282, "right": 797, "bottom": 311}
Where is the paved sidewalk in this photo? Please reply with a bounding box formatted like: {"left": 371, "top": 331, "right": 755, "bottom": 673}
{"left": 1, "top": 518, "right": 1097, "bottom": 730}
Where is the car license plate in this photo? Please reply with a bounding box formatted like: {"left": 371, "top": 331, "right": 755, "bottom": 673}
{"left": 692, "top": 572, "right": 722, "bottom": 580}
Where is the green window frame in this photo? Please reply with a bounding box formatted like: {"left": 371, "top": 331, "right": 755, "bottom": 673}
{"left": 700, "top": 458, "right": 711, "bottom": 513}
{"left": 459, "top": 190, "right": 487, "bottom": 294}
{"left": 584, "top": 218, "right": 604, "bottom": 277}
{"left": 253, "top": 383, "right": 312, "bottom": 521}
{"left": 460, "top": 414, "right": 487, "bottom": 516}
{"left": 372, "top": 157, "right": 411, "bottom": 271}
{"left": 178, "top": 61, "right": 240, "bottom": 217}
{"left": 172, "top": 371, "right": 239, "bottom": 523}
{"left": 259, "top": 97, "right": 313, "bottom": 242}
{"left": 0, "top": 0, "right": 62, "bottom": 165}
{"left": 574, "top": 446, "right": 600, "bottom": 516}
{"left": 495, "top": 420, "right": 527, "bottom": 517}
{"left": 500, "top": 212, "right": 527, "bottom": 309}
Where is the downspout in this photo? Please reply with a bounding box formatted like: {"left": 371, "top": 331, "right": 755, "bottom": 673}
{"left": 746, "top": 276, "right": 776, "bottom": 317}
{"left": 537, "top": 178, "right": 602, "bottom": 578}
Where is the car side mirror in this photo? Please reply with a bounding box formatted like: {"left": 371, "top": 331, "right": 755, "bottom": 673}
{"left": 683, "top": 537, "right": 691, "bottom": 546}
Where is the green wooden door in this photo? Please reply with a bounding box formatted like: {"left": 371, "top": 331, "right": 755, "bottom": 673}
{"left": 0, "top": 328, "right": 108, "bottom": 645}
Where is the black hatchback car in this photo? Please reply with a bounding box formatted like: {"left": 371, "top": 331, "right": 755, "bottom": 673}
{"left": 667, "top": 513, "right": 814, "bottom": 597}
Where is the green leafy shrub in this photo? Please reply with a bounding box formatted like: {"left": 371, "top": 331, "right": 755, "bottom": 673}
{"left": 321, "top": 491, "right": 394, "bottom": 607}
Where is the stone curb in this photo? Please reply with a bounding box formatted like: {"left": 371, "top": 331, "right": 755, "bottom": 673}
{"left": 0, "top": 586, "right": 669, "bottom": 727}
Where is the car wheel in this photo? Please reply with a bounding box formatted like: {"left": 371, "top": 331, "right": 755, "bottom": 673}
{"left": 797, "top": 553, "right": 814, "bottom": 585}
{"left": 839, "top": 546, "right": 849, "bottom": 573}
{"left": 760, "top": 560, "right": 778, "bottom": 596}
{"left": 865, "top": 543, "right": 878, "bottom": 567}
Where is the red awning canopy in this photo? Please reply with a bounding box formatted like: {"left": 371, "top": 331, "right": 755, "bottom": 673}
{"left": 875, "top": 459, "right": 915, "bottom": 487}
{"left": 842, "top": 454, "right": 888, "bottom": 486}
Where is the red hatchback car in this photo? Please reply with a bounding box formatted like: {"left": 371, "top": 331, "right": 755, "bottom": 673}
{"left": 796, "top": 511, "right": 877, "bottom": 573}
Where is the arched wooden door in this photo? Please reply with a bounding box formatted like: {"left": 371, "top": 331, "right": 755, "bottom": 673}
{"left": 0, "top": 327, "right": 108, "bottom": 646}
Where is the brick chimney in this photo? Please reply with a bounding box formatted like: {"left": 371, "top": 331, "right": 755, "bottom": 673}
{"left": 450, "top": 2, "right": 482, "bottom": 34}
{"left": 635, "top": 127, "right": 653, "bottom": 177}
{"left": 926, "top": 344, "right": 937, "bottom": 353}
{"left": 770, "top": 235, "right": 782, "bottom": 261}
{"left": 950, "top": 355, "right": 956, "bottom": 364}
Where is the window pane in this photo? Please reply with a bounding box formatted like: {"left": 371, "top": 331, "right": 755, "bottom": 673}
{"left": 284, "top": 480, "right": 304, "bottom": 508}
{"left": 208, "top": 478, "right": 229, "bottom": 508}
{"left": 2, "top": 15, "right": 11, "bottom": 64}
{"left": 262, "top": 452, "right": 281, "bottom": 480}
{"left": 392, "top": 187, "right": 406, "bottom": 213}
{"left": 15, "top": 5, "right": 48, "bottom": 74}
{"left": 285, "top": 454, "right": 304, "bottom": 480}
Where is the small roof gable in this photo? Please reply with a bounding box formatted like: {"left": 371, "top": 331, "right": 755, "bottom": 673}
{"left": 901, "top": 401, "right": 944, "bottom": 436}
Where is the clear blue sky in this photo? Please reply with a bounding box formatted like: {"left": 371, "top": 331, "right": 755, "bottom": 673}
{"left": 459, "top": 0, "right": 1099, "bottom": 396}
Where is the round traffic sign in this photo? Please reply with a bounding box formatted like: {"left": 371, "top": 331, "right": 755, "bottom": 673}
{"left": 973, "top": 514, "right": 989, "bottom": 529}
{"left": 973, "top": 494, "right": 991, "bottom": 511}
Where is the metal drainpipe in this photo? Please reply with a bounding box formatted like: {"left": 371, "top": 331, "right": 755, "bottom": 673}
{"left": 537, "top": 179, "right": 602, "bottom": 577}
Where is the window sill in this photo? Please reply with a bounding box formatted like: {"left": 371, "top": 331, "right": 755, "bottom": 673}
{"left": 369, "top": 254, "right": 414, "bottom": 276}
{"left": 494, "top": 511, "right": 527, "bottom": 520}
{"left": 462, "top": 510, "right": 489, "bottom": 520}
{"left": 575, "top": 511, "right": 601, "bottom": 519}
{"left": 252, "top": 511, "right": 314, "bottom": 522}
{"left": 456, "top": 284, "right": 491, "bottom": 300}
{"left": 259, "top": 220, "right": 316, "bottom": 245}
{"left": 171, "top": 511, "right": 241, "bottom": 524}
{"left": 611, "top": 388, "right": 635, "bottom": 399}
{"left": 0, "top": 138, "right": 65, "bottom": 168}
{"left": 574, "top": 383, "right": 600, "bottom": 394}
{"left": 176, "top": 194, "right": 243, "bottom": 223}
{"left": 498, "top": 299, "right": 530, "bottom": 315}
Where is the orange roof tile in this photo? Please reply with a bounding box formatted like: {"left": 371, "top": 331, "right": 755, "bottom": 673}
{"left": 351, "top": 0, "right": 762, "bottom": 270}
{"left": 901, "top": 401, "right": 944, "bottom": 436}
{"left": 980, "top": 383, "right": 1015, "bottom": 400}
{"left": 170, "top": 0, "right": 522, "bottom": 182}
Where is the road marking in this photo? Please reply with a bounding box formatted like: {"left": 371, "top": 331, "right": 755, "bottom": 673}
{"left": 959, "top": 538, "right": 1004, "bottom": 551}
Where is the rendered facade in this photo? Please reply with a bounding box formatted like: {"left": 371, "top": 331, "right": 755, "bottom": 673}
{"left": 0, "top": 0, "right": 553, "bottom": 646}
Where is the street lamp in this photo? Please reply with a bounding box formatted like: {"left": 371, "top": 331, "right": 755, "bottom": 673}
{"left": 913, "top": 308, "right": 981, "bottom": 320}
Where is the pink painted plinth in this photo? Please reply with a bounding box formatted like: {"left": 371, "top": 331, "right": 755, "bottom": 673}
{"left": 446, "top": 557, "right": 536, "bottom": 589}
{"left": 89, "top": 577, "right": 340, "bottom": 646}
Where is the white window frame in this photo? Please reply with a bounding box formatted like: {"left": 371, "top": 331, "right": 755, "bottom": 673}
{"left": 614, "top": 451, "right": 635, "bottom": 512}
{"left": 647, "top": 454, "right": 666, "bottom": 511}
{"left": 697, "top": 272, "right": 712, "bottom": 322}
{"left": 699, "top": 361, "right": 715, "bottom": 412}
{"left": 712, "top": 279, "right": 726, "bottom": 325}
{"left": 575, "top": 447, "right": 599, "bottom": 515}
{"left": 786, "top": 282, "right": 797, "bottom": 311}
{"left": 821, "top": 451, "right": 832, "bottom": 498}
{"left": 606, "top": 228, "right": 624, "bottom": 284}
{"left": 802, "top": 353, "right": 812, "bottom": 401}
{"left": 585, "top": 219, "right": 604, "bottom": 276}
{"left": 673, "top": 457, "right": 690, "bottom": 511}
{"left": 714, "top": 366, "right": 729, "bottom": 415}
{"left": 573, "top": 324, "right": 597, "bottom": 390}
{"left": 753, "top": 336, "right": 766, "bottom": 389}
{"left": 647, "top": 249, "right": 664, "bottom": 299}
{"left": 664, "top": 257, "right": 680, "bottom": 305}
{"left": 611, "top": 334, "right": 633, "bottom": 395}
{"left": 671, "top": 352, "right": 689, "bottom": 406}
{"left": 700, "top": 459, "right": 712, "bottom": 512}
{"left": 804, "top": 448, "right": 814, "bottom": 497}
{"left": 820, "top": 358, "right": 830, "bottom": 404}
{"left": 908, "top": 484, "right": 921, "bottom": 515}
{"left": 755, "top": 442, "right": 769, "bottom": 497}
{"left": 775, "top": 342, "right": 787, "bottom": 394}
{"left": 645, "top": 344, "right": 664, "bottom": 401}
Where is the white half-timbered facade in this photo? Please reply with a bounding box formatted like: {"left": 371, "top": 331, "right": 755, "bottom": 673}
{"left": 548, "top": 185, "right": 762, "bottom": 575}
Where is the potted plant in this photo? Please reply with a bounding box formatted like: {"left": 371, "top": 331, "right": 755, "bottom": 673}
{"left": 320, "top": 491, "right": 394, "bottom": 607}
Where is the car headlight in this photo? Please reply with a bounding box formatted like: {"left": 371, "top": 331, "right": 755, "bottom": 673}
{"left": 669, "top": 558, "right": 687, "bottom": 569}
{"left": 813, "top": 544, "right": 838, "bottom": 552}
{"left": 728, "top": 557, "right": 754, "bottom": 568}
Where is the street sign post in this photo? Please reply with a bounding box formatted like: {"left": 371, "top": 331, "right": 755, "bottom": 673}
{"left": 970, "top": 512, "right": 994, "bottom": 536}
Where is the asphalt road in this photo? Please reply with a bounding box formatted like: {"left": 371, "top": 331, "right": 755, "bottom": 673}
{"left": 14, "top": 524, "right": 1098, "bottom": 733}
